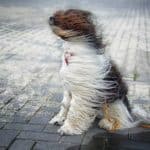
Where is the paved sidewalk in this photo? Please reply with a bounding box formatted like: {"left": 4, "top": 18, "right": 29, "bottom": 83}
{"left": 0, "top": 0, "right": 150, "bottom": 150}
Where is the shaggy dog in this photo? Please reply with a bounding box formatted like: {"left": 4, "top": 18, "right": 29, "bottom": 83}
{"left": 49, "top": 9, "right": 149, "bottom": 135}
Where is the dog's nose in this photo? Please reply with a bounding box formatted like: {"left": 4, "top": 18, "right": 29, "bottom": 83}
{"left": 49, "top": 16, "right": 55, "bottom": 25}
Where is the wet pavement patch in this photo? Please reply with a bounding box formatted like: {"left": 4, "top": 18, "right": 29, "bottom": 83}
{"left": 67, "top": 131, "right": 150, "bottom": 150}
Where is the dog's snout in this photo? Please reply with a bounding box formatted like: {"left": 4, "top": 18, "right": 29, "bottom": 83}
{"left": 49, "top": 16, "right": 55, "bottom": 25}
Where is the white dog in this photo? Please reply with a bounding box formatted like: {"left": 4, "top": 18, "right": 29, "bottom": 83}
{"left": 49, "top": 9, "right": 149, "bottom": 135}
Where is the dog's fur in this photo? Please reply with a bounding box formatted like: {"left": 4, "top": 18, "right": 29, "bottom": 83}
{"left": 49, "top": 9, "right": 149, "bottom": 135}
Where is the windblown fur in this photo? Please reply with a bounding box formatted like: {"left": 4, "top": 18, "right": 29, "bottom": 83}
{"left": 49, "top": 9, "right": 149, "bottom": 135}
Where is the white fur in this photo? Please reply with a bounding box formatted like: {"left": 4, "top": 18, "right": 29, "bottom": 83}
{"left": 49, "top": 90, "right": 71, "bottom": 125}
{"left": 49, "top": 41, "right": 149, "bottom": 135}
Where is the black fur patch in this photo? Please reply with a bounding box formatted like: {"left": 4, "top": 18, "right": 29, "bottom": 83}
{"left": 103, "top": 61, "right": 131, "bottom": 112}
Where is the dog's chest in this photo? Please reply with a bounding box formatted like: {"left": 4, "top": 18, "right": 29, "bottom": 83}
{"left": 60, "top": 58, "right": 110, "bottom": 89}
{"left": 59, "top": 42, "right": 111, "bottom": 89}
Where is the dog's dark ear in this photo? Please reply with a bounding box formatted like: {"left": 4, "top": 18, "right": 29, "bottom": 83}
{"left": 81, "top": 10, "right": 91, "bottom": 18}
{"left": 65, "top": 9, "right": 91, "bottom": 17}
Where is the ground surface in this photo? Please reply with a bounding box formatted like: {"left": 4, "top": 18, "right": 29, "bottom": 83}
{"left": 0, "top": 0, "right": 150, "bottom": 150}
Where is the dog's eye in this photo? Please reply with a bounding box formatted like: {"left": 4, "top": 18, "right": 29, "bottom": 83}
{"left": 49, "top": 16, "right": 55, "bottom": 25}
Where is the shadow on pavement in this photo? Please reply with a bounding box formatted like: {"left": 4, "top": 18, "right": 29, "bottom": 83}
{"left": 67, "top": 130, "right": 150, "bottom": 150}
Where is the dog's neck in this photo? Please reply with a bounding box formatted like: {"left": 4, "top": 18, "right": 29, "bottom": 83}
{"left": 63, "top": 40, "right": 100, "bottom": 55}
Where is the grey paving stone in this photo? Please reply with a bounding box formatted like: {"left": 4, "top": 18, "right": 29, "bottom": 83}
{"left": 0, "top": 79, "right": 7, "bottom": 94}
{"left": 0, "top": 94, "right": 13, "bottom": 105}
{"left": 0, "top": 88, "right": 6, "bottom": 94}
{"left": 9, "top": 139, "right": 35, "bottom": 150}
{"left": 6, "top": 97, "right": 28, "bottom": 111}
{"left": 0, "top": 106, "right": 16, "bottom": 116}
{"left": 33, "top": 141, "right": 79, "bottom": 150}
{"left": 10, "top": 103, "right": 41, "bottom": 123}
{"left": 18, "top": 103, "right": 40, "bottom": 116}
{"left": 0, "top": 147, "right": 6, "bottom": 150}
{"left": 43, "top": 124, "right": 59, "bottom": 134}
{"left": 41, "top": 106, "right": 60, "bottom": 114}
{"left": 29, "top": 110, "right": 54, "bottom": 125}
{"left": 4, "top": 123, "right": 44, "bottom": 132}
{"left": 0, "top": 115, "right": 13, "bottom": 123}
{"left": 11, "top": 115, "right": 27, "bottom": 123}
{"left": 60, "top": 135, "right": 83, "bottom": 144}
{"left": 18, "top": 131, "right": 60, "bottom": 142}
{"left": 0, "top": 130, "right": 18, "bottom": 147}
{"left": 0, "top": 123, "right": 5, "bottom": 129}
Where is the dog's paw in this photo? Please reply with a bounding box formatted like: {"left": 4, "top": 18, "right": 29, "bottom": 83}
{"left": 58, "top": 124, "right": 82, "bottom": 135}
{"left": 98, "top": 118, "right": 114, "bottom": 131}
{"left": 49, "top": 115, "right": 65, "bottom": 126}
{"left": 98, "top": 118, "right": 120, "bottom": 131}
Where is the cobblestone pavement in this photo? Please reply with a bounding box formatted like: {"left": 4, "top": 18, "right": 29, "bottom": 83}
{"left": 0, "top": 0, "right": 150, "bottom": 150}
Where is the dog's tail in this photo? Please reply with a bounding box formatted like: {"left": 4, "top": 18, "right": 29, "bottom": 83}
{"left": 131, "top": 105, "right": 150, "bottom": 127}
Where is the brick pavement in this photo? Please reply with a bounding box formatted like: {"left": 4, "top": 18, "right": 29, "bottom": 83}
{"left": 0, "top": 0, "right": 150, "bottom": 149}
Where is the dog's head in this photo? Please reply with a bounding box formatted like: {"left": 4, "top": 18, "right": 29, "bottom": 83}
{"left": 49, "top": 9, "right": 96, "bottom": 41}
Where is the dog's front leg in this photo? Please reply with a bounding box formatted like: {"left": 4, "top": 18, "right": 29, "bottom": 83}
{"left": 49, "top": 90, "right": 71, "bottom": 125}
{"left": 58, "top": 97, "right": 97, "bottom": 135}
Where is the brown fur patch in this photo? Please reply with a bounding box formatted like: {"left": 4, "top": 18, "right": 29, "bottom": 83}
{"left": 103, "top": 103, "right": 121, "bottom": 131}
{"left": 140, "top": 124, "right": 150, "bottom": 128}
{"left": 53, "top": 9, "right": 95, "bottom": 36}
{"left": 51, "top": 26, "right": 78, "bottom": 38}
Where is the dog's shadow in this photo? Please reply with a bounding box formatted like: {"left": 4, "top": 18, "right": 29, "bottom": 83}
{"left": 66, "top": 126, "right": 150, "bottom": 150}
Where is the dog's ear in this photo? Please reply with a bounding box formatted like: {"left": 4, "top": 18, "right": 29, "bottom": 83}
{"left": 65, "top": 9, "right": 91, "bottom": 18}
{"left": 80, "top": 10, "right": 91, "bottom": 18}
